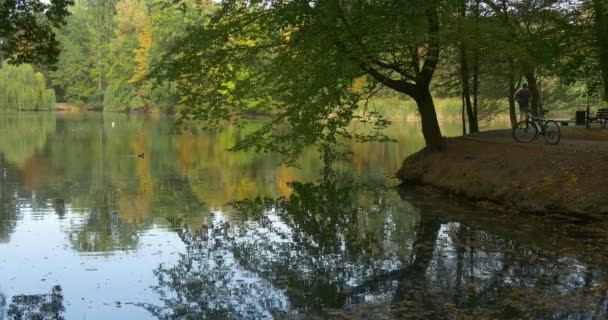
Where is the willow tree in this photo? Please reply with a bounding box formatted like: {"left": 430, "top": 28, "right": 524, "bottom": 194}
{"left": 157, "top": 0, "right": 446, "bottom": 159}
{"left": 0, "top": 62, "right": 55, "bottom": 110}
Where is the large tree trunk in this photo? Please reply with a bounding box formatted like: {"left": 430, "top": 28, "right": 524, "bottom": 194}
{"left": 414, "top": 88, "right": 446, "bottom": 151}
{"left": 462, "top": 93, "right": 467, "bottom": 135}
{"left": 357, "top": 2, "right": 445, "bottom": 151}
{"left": 97, "top": 54, "right": 103, "bottom": 90}
{"left": 472, "top": 0, "right": 481, "bottom": 125}
{"left": 415, "top": 2, "right": 445, "bottom": 151}
{"left": 472, "top": 57, "right": 480, "bottom": 127}
{"left": 508, "top": 60, "right": 518, "bottom": 127}
{"left": 460, "top": 44, "right": 478, "bottom": 134}
{"left": 361, "top": 3, "right": 445, "bottom": 151}
{"left": 593, "top": 0, "right": 608, "bottom": 102}
{"left": 459, "top": 0, "right": 478, "bottom": 134}
{"left": 508, "top": 72, "right": 518, "bottom": 127}
{"left": 524, "top": 69, "right": 540, "bottom": 116}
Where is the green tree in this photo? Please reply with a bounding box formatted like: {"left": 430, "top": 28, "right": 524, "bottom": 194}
{"left": 140, "top": 0, "right": 209, "bottom": 112}
{"left": 50, "top": 1, "right": 98, "bottom": 104}
{"left": 103, "top": 0, "right": 150, "bottom": 111}
{"left": 87, "top": 0, "right": 117, "bottom": 106}
{"left": 158, "top": 0, "right": 447, "bottom": 157}
{"left": 0, "top": 62, "right": 55, "bottom": 110}
{"left": 481, "top": 0, "right": 578, "bottom": 116}
{"left": 458, "top": 0, "right": 479, "bottom": 133}
{"left": 0, "top": 0, "right": 74, "bottom": 66}
{"left": 51, "top": 0, "right": 199, "bottom": 112}
{"left": 50, "top": 0, "right": 116, "bottom": 108}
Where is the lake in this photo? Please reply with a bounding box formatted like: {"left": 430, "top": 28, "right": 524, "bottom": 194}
{"left": 1, "top": 112, "right": 607, "bottom": 319}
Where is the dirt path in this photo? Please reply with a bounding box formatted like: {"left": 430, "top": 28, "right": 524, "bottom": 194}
{"left": 466, "top": 127, "right": 608, "bottom": 150}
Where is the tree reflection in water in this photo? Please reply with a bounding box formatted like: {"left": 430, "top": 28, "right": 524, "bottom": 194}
{"left": 2, "top": 285, "right": 64, "bottom": 320}
{"left": 145, "top": 179, "right": 608, "bottom": 319}
{"left": 0, "top": 155, "right": 20, "bottom": 244}
{"left": 394, "top": 187, "right": 608, "bottom": 319}
{"left": 0, "top": 291, "right": 6, "bottom": 319}
{"left": 143, "top": 178, "right": 418, "bottom": 319}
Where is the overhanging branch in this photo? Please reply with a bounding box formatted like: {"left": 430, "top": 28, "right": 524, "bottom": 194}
{"left": 361, "top": 64, "right": 416, "bottom": 95}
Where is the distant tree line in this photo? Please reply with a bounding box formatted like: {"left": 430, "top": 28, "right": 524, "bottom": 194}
{"left": 47, "top": 0, "right": 208, "bottom": 112}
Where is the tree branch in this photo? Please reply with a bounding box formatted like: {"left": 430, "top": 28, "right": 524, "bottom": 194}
{"left": 361, "top": 64, "right": 416, "bottom": 95}
{"left": 369, "top": 57, "right": 417, "bottom": 82}
{"left": 419, "top": 3, "right": 440, "bottom": 85}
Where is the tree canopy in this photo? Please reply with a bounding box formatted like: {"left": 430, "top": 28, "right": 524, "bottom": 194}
{"left": 154, "top": 0, "right": 606, "bottom": 156}
{"left": 6, "top": 0, "right": 606, "bottom": 157}
{"left": 0, "top": 0, "right": 74, "bottom": 66}
{"left": 157, "top": 0, "right": 447, "bottom": 154}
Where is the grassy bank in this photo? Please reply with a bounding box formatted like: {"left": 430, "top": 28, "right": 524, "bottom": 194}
{"left": 396, "top": 129, "right": 608, "bottom": 216}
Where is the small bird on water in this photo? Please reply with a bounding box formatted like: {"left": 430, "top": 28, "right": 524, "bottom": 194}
{"left": 128, "top": 153, "right": 145, "bottom": 158}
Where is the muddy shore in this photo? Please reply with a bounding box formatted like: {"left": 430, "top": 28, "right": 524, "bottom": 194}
{"left": 396, "top": 128, "right": 608, "bottom": 216}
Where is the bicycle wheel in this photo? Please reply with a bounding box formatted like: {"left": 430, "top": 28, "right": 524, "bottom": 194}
{"left": 543, "top": 120, "right": 561, "bottom": 145}
{"left": 513, "top": 120, "right": 537, "bottom": 142}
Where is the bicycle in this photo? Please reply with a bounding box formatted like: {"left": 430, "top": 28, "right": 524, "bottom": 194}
{"left": 512, "top": 111, "right": 561, "bottom": 145}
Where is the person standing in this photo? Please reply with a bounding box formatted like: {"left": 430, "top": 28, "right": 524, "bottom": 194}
{"left": 515, "top": 83, "right": 531, "bottom": 121}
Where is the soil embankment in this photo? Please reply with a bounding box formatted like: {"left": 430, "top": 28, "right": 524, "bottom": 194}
{"left": 397, "top": 128, "right": 608, "bottom": 215}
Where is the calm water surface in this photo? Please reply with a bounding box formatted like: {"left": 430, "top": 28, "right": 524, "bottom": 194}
{"left": 1, "top": 113, "right": 607, "bottom": 319}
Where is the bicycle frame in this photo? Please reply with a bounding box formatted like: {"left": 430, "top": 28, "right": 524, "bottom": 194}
{"left": 524, "top": 112, "right": 544, "bottom": 135}
{"left": 513, "top": 110, "right": 560, "bottom": 144}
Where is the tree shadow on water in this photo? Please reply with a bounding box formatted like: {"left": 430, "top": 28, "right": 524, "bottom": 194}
{"left": 392, "top": 186, "right": 608, "bottom": 319}
{"left": 141, "top": 176, "right": 420, "bottom": 319}
{"left": 2, "top": 285, "right": 65, "bottom": 320}
{"left": 142, "top": 174, "right": 608, "bottom": 319}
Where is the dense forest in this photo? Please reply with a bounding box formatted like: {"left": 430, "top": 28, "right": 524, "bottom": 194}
{"left": 48, "top": 0, "right": 209, "bottom": 113}
{"left": 1, "top": 0, "right": 607, "bottom": 153}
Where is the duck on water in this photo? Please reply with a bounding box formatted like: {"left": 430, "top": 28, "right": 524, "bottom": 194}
{"left": 128, "top": 153, "right": 144, "bottom": 158}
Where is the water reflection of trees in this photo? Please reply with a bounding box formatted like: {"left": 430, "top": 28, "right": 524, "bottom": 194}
{"left": 0, "top": 155, "right": 20, "bottom": 243}
{"left": 145, "top": 181, "right": 608, "bottom": 319}
{"left": 0, "top": 114, "right": 55, "bottom": 166}
{"left": 0, "top": 114, "right": 210, "bottom": 253}
{"left": 390, "top": 222, "right": 608, "bottom": 319}
{"left": 68, "top": 178, "right": 139, "bottom": 253}
{"left": 2, "top": 113, "right": 426, "bottom": 254}
{"left": 392, "top": 187, "right": 608, "bottom": 319}
{"left": 144, "top": 179, "right": 420, "bottom": 319}
{"left": 0, "top": 291, "right": 6, "bottom": 319}
{"left": 1, "top": 286, "right": 65, "bottom": 320}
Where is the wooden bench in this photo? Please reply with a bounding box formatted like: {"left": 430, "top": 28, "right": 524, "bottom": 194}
{"left": 539, "top": 110, "right": 571, "bottom": 126}
{"left": 549, "top": 118, "right": 571, "bottom": 126}
{"left": 589, "top": 109, "right": 608, "bottom": 128}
